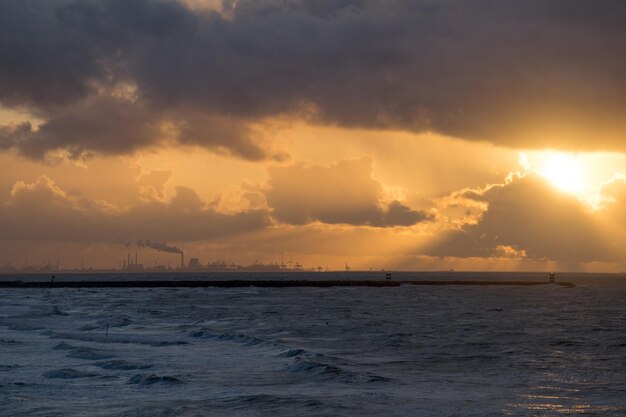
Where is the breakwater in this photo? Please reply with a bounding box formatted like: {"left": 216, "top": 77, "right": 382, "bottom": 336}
{"left": 0, "top": 279, "right": 576, "bottom": 288}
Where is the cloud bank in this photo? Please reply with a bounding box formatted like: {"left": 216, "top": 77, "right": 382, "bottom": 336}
{"left": 3, "top": 169, "right": 626, "bottom": 267}
{"left": 265, "top": 158, "right": 431, "bottom": 227}
{"left": 0, "top": 176, "right": 270, "bottom": 243}
{"left": 0, "top": 0, "right": 624, "bottom": 160}
{"left": 429, "top": 173, "right": 623, "bottom": 263}
{"left": 0, "top": 160, "right": 429, "bottom": 246}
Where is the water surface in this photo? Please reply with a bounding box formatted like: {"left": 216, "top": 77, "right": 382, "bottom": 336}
{"left": 0, "top": 273, "right": 624, "bottom": 416}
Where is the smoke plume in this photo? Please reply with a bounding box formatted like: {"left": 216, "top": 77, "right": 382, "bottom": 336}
{"left": 136, "top": 239, "right": 183, "bottom": 254}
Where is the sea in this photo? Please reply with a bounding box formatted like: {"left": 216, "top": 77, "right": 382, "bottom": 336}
{"left": 0, "top": 272, "right": 625, "bottom": 416}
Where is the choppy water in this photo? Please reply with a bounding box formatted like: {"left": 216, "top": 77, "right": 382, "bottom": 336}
{"left": 1, "top": 273, "right": 625, "bottom": 416}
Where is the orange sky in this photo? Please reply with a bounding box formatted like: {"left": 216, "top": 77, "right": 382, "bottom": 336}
{"left": 1, "top": 121, "right": 625, "bottom": 271}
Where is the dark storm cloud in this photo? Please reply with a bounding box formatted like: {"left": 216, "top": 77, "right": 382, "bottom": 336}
{"left": 0, "top": 0, "right": 625, "bottom": 159}
{"left": 428, "top": 174, "right": 614, "bottom": 262}
{"left": 0, "top": 99, "right": 161, "bottom": 159}
{"left": 265, "top": 158, "right": 431, "bottom": 227}
{"left": 0, "top": 97, "right": 276, "bottom": 161}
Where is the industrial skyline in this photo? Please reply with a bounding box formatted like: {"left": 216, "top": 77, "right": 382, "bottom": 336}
{"left": 0, "top": 250, "right": 323, "bottom": 274}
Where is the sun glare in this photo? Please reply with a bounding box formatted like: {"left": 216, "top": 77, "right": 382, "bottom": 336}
{"left": 538, "top": 152, "right": 587, "bottom": 193}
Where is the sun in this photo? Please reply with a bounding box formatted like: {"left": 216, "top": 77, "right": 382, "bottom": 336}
{"left": 538, "top": 152, "right": 587, "bottom": 193}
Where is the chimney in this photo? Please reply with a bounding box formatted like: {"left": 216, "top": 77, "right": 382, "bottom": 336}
{"left": 181, "top": 252, "right": 184, "bottom": 269}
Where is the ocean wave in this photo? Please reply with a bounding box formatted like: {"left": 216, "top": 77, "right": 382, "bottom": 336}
{"left": 43, "top": 368, "right": 98, "bottom": 379}
{"left": 0, "top": 339, "right": 22, "bottom": 345}
{"left": 128, "top": 374, "right": 182, "bottom": 386}
{"left": 10, "top": 305, "right": 69, "bottom": 319}
{"left": 66, "top": 346, "right": 115, "bottom": 360}
{"left": 286, "top": 358, "right": 347, "bottom": 376}
{"left": 188, "top": 330, "right": 376, "bottom": 383}
{"left": 44, "top": 331, "right": 189, "bottom": 347}
{"left": 51, "top": 306, "right": 69, "bottom": 316}
{"left": 189, "top": 330, "right": 270, "bottom": 348}
{"left": 285, "top": 358, "right": 388, "bottom": 383}
{"left": 277, "top": 348, "right": 307, "bottom": 358}
{"left": 220, "top": 394, "right": 325, "bottom": 409}
{"left": 93, "top": 360, "right": 153, "bottom": 371}
{"left": 550, "top": 339, "right": 583, "bottom": 347}
{"left": 79, "top": 317, "right": 133, "bottom": 331}
{"left": 52, "top": 341, "right": 115, "bottom": 360}
{"left": 4, "top": 324, "right": 45, "bottom": 331}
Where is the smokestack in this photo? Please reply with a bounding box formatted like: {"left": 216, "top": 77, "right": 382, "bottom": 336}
{"left": 127, "top": 253, "right": 130, "bottom": 268}
{"left": 135, "top": 239, "right": 184, "bottom": 269}
{"left": 135, "top": 252, "right": 138, "bottom": 266}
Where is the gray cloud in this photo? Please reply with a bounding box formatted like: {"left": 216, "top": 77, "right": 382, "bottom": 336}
{"left": 0, "top": 96, "right": 283, "bottom": 161}
{"left": 0, "top": 0, "right": 624, "bottom": 159}
{"left": 0, "top": 99, "right": 161, "bottom": 160}
{"left": 428, "top": 174, "right": 615, "bottom": 262}
{"left": 265, "top": 158, "right": 431, "bottom": 227}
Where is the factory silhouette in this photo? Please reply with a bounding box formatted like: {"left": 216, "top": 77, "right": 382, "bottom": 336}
{"left": 113, "top": 239, "right": 324, "bottom": 272}
{"left": 121, "top": 251, "right": 317, "bottom": 273}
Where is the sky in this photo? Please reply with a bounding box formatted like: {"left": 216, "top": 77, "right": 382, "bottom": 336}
{"left": 0, "top": 0, "right": 625, "bottom": 271}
